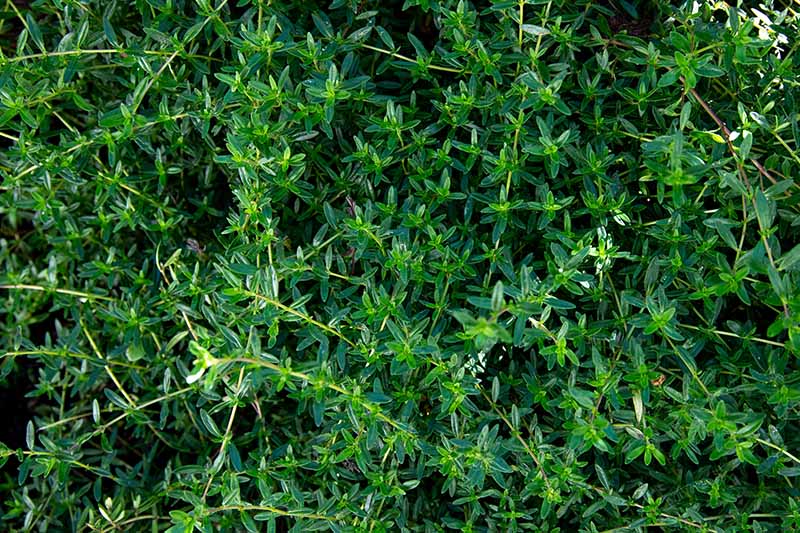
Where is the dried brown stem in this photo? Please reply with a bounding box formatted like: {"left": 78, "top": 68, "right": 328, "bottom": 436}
{"left": 685, "top": 82, "right": 776, "bottom": 187}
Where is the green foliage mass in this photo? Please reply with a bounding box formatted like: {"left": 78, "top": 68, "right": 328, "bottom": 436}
{"left": 2, "top": 0, "right": 800, "bottom": 530}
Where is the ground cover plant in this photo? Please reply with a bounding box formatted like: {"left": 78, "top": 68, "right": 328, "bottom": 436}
{"left": 1, "top": 0, "right": 800, "bottom": 530}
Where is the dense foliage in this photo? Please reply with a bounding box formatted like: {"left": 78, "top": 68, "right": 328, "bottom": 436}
{"left": 2, "top": 0, "right": 800, "bottom": 530}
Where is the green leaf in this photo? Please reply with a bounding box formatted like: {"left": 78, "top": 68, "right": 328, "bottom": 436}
{"left": 521, "top": 24, "right": 549, "bottom": 37}
{"left": 728, "top": 5, "right": 739, "bottom": 32}
{"left": 777, "top": 243, "right": 800, "bottom": 271}
{"left": 376, "top": 26, "right": 395, "bottom": 49}
{"left": 407, "top": 33, "right": 428, "bottom": 58}
{"left": 240, "top": 511, "right": 258, "bottom": 533}
{"left": 739, "top": 130, "right": 753, "bottom": 159}
{"left": 228, "top": 442, "right": 243, "bottom": 471}
{"left": 200, "top": 409, "right": 222, "bottom": 439}
{"left": 491, "top": 281, "right": 504, "bottom": 312}
{"left": 754, "top": 189, "right": 775, "bottom": 229}
{"left": 703, "top": 218, "right": 739, "bottom": 249}
{"left": 544, "top": 296, "right": 575, "bottom": 310}
{"left": 25, "top": 421, "right": 34, "bottom": 450}
{"left": 25, "top": 14, "right": 45, "bottom": 52}
{"left": 103, "top": 16, "right": 118, "bottom": 46}
{"left": 595, "top": 464, "right": 610, "bottom": 490}
{"left": 99, "top": 108, "right": 126, "bottom": 128}
{"left": 184, "top": 21, "right": 206, "bottom": 42}
{"left": 679, "top": 101, "right": 692, "bottom": 130}
{"left": 670, "top": 31, "right": 691, "bottom": 53}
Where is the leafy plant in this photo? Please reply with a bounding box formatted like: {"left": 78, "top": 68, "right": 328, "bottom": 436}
{"left": 1, "top": 0, "right": 800, "bottom": 531}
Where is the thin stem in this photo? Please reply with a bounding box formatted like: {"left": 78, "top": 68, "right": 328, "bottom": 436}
{"left": 84, "top": 387, "right": 194, "bottom": 437}
{"left": 225, "top": 356, "right": 412, "bottom": 435}
{"left": 769, "top": 128, "right": 800, "bottom": 168}
{"left": 204, "top": 504, "right": 342, "bottom": 522}
{"left": 665, "top": 336, "right": 711, "bottom": 397}
{"left": 244, "top": 290, "right": 355, "bottom": 347}
{"left": 0, "top": 283, "right": 114, "bottom": 301}
{"left": 1, "top": 349, "right": 146, "bottom": 370}
{"left": 476, "top": 384, "right": 552, "bottom": 490}
{"left": 6, "top": 48, "right": 220, "bottom": 64}
{"left": 680, "top": 324, "right": 785, "bottom": 348}
{"left": 80, "top": 318, "right": 136, "bottom": 407}
{"left": 686, "top": 82, "right": 774, "bottom": 187}
{"left": 360, "top": 44, "right": 464, "bottom": 74}
{"left": 756, "top": 437, "right": 800, "bottom": 464}
{"left": 202, "top": 367, "right": 246, "bottom": 500}
{"left": 517, "top": 0, "right": 525, "bottom": 55}
{"left": 686, "top": 80, "right": 789, "bottom": 317}
{"left": 95, "top": 165, "right": 175, "bottom": 214}
{"left": 505, "top": 109, "right": 523, "bottom": 195}
{"left": 1, "top": 449, "right": 121, "bottom": 483}
{"left": 532, "top": 1, "right": 552, "bottom": 62}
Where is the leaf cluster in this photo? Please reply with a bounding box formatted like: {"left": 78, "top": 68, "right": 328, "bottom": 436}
{"left": 2, "top": 0, "right": 800, "bottom": 531}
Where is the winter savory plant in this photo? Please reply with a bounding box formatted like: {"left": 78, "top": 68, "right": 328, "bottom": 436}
{"left": 1, "top": 0, "right": 800, "bottom": 531}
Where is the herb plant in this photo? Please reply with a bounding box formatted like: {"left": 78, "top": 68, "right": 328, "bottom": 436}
{"left": 2, "top": 0, "right": 800, "bottom": 531}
